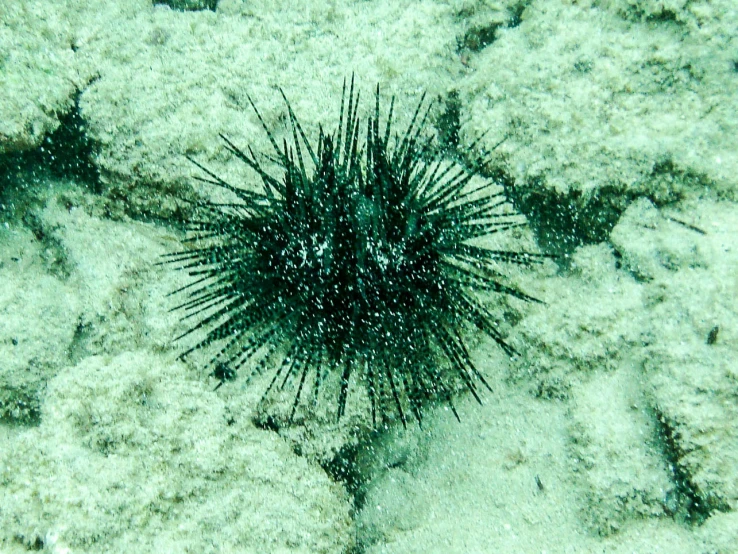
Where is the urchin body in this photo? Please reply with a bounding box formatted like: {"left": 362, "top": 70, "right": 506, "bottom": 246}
{"left": 165, "top": 79, "right": 543, "bottom": 427}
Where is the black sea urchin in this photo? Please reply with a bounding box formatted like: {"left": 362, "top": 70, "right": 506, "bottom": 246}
{"left": 164, "top": 78, "right": 545, "bottom": 427}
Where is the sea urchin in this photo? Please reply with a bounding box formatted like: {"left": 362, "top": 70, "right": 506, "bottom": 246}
{"left": 164, "top": 78, "right": 545, "bottom": 427}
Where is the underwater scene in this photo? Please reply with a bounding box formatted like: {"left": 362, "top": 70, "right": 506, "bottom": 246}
{"left": 1, "top": 0, "right": 736, "bottom": 552}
